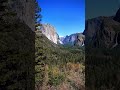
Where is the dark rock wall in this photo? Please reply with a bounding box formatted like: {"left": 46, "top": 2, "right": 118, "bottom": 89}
{"left": 9, "top": 0, "right": 35, "bottom": 31}
{"left": 84, "top": 16, "right": 120, "bottom": 48}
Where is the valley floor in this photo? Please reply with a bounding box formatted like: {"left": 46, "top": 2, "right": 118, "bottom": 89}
{"left": 35, "top": 32, "right": 85, "bottom": 90}
{"left": 36, "top": 63, "right": 85, "bottom": 90}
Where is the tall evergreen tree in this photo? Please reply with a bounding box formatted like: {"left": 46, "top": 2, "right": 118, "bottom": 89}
{"left": 35, "top": 0, "right": 42, "bottom": 31}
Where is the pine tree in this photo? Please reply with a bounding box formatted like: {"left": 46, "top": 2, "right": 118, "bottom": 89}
{"left": 35, "top": 0, "right": 42, "bottom": 31}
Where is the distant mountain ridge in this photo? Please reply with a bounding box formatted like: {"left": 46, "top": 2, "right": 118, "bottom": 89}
{"left": 37, "top": 23, "right": 85, "bottom": 46}
{"left": 59, "top": 33, "right": 85, "bottom": 46}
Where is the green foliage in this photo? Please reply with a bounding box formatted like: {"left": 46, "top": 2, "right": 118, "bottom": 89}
{"left": 0, "top": 19, "right": 35, "bottom": 90}
{"left": 48, "top": 74, "right": 65, "bottom": 86}
{"left": 0, "top": 0, "right": 35, "bottom": 89}
{"left": 35, "top": 0, "right": 42, "bottom": 24}
{"left": 35, "top": 33, "right": 85, "bottom": 86}
{"left": 35, "top": 33, "right": 85, "bottom": 65}
{"left": 86, "top": 46, "right": 120, "bottom": 90}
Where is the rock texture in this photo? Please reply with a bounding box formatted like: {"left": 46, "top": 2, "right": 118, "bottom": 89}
{"left": 84, "top": 17, "right": 103, "bottom": 45}
{"left": 40, "top": 24, "right": 59, "bottom": 44}
{"left": 8, "top": 0, "right": 35, "bottom": 31}
{"left": 114, "top": 8, "right": 120, "bottom": 23}
{"left": 84, "top": 8, "right": 120, "bottom": 48}
{"left": 37, "top": 24, "right": 85, "bottom": 46}
{"left": 60, "top": 33, "right": 85, "bottom": 46}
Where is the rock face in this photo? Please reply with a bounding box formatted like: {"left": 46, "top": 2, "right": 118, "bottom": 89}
{"left": 37, "top": 23, "right": 85, "bottom": 46}
{"left": 114, "top": 8, "right": 120, "bottom": 23}
{"left": 84, "top": 17, "right": 103, "bottom": 45}
{"left": 84, "top": 8, "right": 120, "bottom": 48}
{"left": 60, "top": 33, "right": 85, "bottom": 46}
{"left": 40, "top": 24, "right": 59, "bottom": 44}
{"left": 8, "top": 0, "right": 35, "bottom": 31}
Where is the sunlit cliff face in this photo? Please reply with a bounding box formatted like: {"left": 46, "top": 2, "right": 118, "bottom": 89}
{"left": 40, "top": 24, "right": 58, "bottom": 44}
{"left": 37, "top": 23, "right": 85, "bottom": 46}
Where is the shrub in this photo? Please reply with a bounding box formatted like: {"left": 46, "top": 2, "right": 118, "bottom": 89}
{"left": 48, "top": 66, "right": 65, "bottom": 86}
{"left": 48, "top": 74, "right": 65, "bottom": 86}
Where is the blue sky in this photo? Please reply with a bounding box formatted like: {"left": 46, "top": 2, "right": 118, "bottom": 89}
{"left": 86, "top": 0, "right": 119, "bottom": 19}
{"left": 38, "top": 0, "right": 85, "bottom": 36}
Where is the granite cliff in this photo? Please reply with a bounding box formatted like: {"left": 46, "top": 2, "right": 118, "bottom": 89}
{"left": 1, "top": 0, "right": 35, "bottom": 31}
{"left": 11, "top": 0, "right": 35, "bottom": 31}
{"left": 114, "top": 8, "right": 120, "bottom": 23}
{"left": 37, "top": 24, "right": 85, "bottom": 46}
{"left": 85, "top": 8, "right": 120, "bottom": 90}
{"left": 39, "top": 24, "right": 59, "bottom": 44}
{"left": 84, "top": 8, "right": 120, "bottom": 48}
{"left": 60, "top": 33, "right": 85, "bottom": 46}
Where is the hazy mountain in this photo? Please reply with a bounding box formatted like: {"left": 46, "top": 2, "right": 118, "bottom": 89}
{"left": 60, "top": 33, "right": 85, "bottom": 46}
